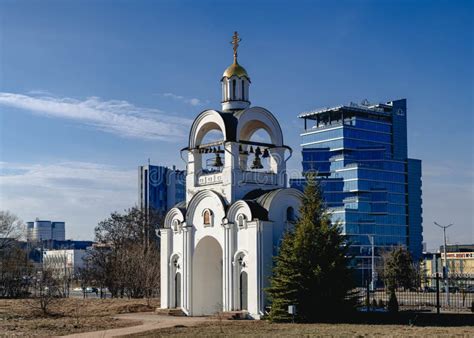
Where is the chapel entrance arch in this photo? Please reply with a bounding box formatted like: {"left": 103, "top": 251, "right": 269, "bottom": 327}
{"left": 192, "top": 236, "right": 223, "bottom": 315}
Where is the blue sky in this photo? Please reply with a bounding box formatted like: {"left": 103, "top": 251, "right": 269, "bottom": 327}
{"left": 0, "top": 0, "right": 472, "bottom": 249}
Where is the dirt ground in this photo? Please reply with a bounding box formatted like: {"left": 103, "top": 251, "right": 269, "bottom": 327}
{"left": 0, "top": 298, "right": 157, "bottom": 336}
{"left": 130, "top": 320, "right": 474, "bottom": 337}
{"left": 1, "top": 299, "right": 473, "bottom": 337}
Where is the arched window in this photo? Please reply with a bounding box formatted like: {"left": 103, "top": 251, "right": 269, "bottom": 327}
{"left": 237, "top": 214, "right": 246, "bottom": 227}
{"left": 203, "top": 209, "right": 213, "bottom": 226}
{"left": 232, "top": 79, "right": 236, "bottom": 98}
{"left": 172, "top": 219, "right": 180, "bottom": 232}
{"left": 286, "top": 207, "right": 295, "bottom": 223}
{"left": 222, "top": 79, "right": 226, "bottom": 101}
{"left": 241, "top": 80, "right": 245, "bottom": 100}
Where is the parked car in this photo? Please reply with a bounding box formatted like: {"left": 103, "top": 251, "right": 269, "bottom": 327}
{"left": 423, "top": 286, "right": 437, "bottom": 293}
{"left": 441, "top": 286, "right": 459, "bottom": 293}
{"left": 85, "top": 287, "right": 98, "bottom": 293}
{"left": 463, "top": 285, "right": 474, "bottom": 293}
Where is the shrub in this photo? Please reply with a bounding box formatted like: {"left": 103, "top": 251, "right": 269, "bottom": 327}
{"left": 388, "top": 290, "right": 399, "bottom": 313}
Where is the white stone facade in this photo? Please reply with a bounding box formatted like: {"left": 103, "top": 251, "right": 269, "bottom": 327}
{"left": 160, "top": 35, "right": 302, "bottom": 318}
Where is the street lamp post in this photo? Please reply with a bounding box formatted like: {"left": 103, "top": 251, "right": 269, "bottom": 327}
{"left": 434, "top": 222, "right": 453, "bottom": 306}
{"left": 368, "top": 235, "right": 376, "bottom": 292}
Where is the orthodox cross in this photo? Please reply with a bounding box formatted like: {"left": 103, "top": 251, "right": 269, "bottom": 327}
{"left": 231, "top": 31, "right": 241, "bottom": 62}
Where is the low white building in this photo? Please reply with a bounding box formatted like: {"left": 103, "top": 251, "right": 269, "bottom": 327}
{"left": 160, "top": 32, "right": 303, "bottom": 318}
{"left": 43, "top": 249, "right": 86, "bottom": 278}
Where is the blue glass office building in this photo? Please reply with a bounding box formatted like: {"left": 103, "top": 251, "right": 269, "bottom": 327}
{"left": 139, "top": 165, "right": 186, "bottom": 215}
{"left": 290, "top": 99, "right": 422, "bottom": 284}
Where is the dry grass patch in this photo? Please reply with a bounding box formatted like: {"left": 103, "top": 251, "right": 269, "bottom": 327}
{"left": 0, "top": 298, "right": 159, "bottom": 336}
{"left": 131, "top": 320, "right": 474, "bottom": 337}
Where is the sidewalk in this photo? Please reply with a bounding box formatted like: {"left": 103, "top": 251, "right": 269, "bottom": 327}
{"left": 62, "top": 312, "right": 211, "bottom": 338}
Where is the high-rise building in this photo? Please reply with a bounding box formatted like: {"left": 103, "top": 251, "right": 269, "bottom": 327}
{"left": 138, "top": 165, "right": 186, "bottom": 215}
{"left": 26, "top": 219, "right": 65, "bottom": 241}
{"left": 290, "top": 99, "right": 422, "bottom": 284}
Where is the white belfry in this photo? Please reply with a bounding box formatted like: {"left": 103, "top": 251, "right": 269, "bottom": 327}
{"left": 160, "top": 32, "right": 302, "bottom": 318}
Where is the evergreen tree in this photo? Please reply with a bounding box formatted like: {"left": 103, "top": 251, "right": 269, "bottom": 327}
{"left": 383, "top": 246, "right": 415, "bottom": 292}
{"left": 267, "top": 174, "right": 357, "bottom": 322}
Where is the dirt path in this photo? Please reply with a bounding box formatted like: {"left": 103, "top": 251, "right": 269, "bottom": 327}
{"left": 61, "top": 312, "right": 212, "bottom": 338}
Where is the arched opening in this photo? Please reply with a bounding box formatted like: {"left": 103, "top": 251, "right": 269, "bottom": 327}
{"left": 175, "top": 272, "right": 181, "bottom": 308}
{"left": 239, "top": 271, "right": 248, "bottom": 310}
{"left": 232, "top": 79, "right": 236, "bottom": 98}
{"left": 222, "top": 78, "right": 228, "bottom": 101}
{"left": 286, "top": 206, "right": 295, "bottom": 223}
{"left": 241, "top": 128, "right": 273, "bottom": 172}
{"left": 237, "top": 213, "right": 246, "bottom": 228}
{"left": 199, "top": 129, "right": 225, "bottom": 174}
{"left": 192, "top": 236, "right": 223, "bottom": 315}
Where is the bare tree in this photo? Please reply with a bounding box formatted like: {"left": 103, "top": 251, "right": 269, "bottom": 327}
{"left": 141, "top": 245, "right": 160, "bottom": 306}
{"left": 0, "top": 212, "right": 31, "bottom": 298}
{"left": 28, "top": 268, "right": 64, "bottom": 316}
{"left": 81, "top": 207, "right": 162, "bottom": 300}
{"left": 0, "top": 246, "right": 32, "bottom": 298}
{"left": 0, "top": 211, "right": 24, "bottom": 251}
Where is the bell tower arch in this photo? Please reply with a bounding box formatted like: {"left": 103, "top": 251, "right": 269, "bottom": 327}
{"left": 184, "top": 32, "right": 291, "bottom": 205}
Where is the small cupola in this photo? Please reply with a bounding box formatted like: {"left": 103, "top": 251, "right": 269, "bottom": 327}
{"left": 221, "top": 32, "right": 251, "bottom": 111}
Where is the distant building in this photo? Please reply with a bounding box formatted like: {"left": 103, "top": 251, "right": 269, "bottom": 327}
{"left": 440, "top": 244, "right": 474, "bottom": 276}
{"left": 290, "top": 99, "right": 423, "bottom": 284}
{"left": 26, "top": 219, "right": 65, "bottom": 242}
{"left": 138, "top": 165, "right": 185, "bottom": 215}
{"left": 43, "top": 249, "right": 87, "bottom": 278}
{"left": 21, "top": 240, "right": 94, "bottom": 265}
{"left": 421, "top": 246, "right": 474, "bottom": 290}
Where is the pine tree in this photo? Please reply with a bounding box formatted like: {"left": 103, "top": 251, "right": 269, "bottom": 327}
{"left": 267, "top": 174, "right": 357, "bottom": 322}
{"left": 383, "top": 246, "right": 415, "bottom": 292}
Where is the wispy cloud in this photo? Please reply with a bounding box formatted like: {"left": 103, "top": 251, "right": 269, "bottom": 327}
{"left": 0, "top": 161, "right": 137, "bottom": 240}
{"left": 162, "top": 92, "right": 207, "bottom": 106}
{"left": 0, "top": 92, "right": 192, "bottom": 141}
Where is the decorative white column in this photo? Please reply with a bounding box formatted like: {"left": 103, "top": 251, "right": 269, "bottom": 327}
{"left": 256, "top": 221, "right": 262, "bottom": 316}
{"left": 160, "top": 228, "right": 172, "bottom": 309}
{"left": 182, "top": 224, "right": 192, "bottom": 315}
{"left": 222, "top": 221, "right": 234, "bottom": 311}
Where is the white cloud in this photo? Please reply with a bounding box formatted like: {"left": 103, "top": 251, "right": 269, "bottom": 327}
{"left": 0, "top": 161, "right": 137, "bottom": 240}
{"left": 0, "top": 92, "right": 192, "bottom": 141}
{"left": 162, "top": 92, "right": 205, "bottom": 106}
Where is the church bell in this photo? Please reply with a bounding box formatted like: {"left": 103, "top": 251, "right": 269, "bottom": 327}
{"left": 251, "top": 153, "right": 263, "bottom": 169}
{"left": 212, "top": 153, "right": 224, "bottom": 167}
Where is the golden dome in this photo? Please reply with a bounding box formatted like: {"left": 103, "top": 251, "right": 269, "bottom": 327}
{"left": 222, "top": 61, "right": 249, "bottom": 79}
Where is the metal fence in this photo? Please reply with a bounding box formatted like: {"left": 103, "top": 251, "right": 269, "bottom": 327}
{"left": 357, "top": 275, "right": 474, "bottom": 313}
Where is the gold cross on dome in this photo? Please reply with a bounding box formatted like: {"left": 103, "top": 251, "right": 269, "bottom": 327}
{"left": 231, "top": 31, "right": 241, "bottom": 61}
